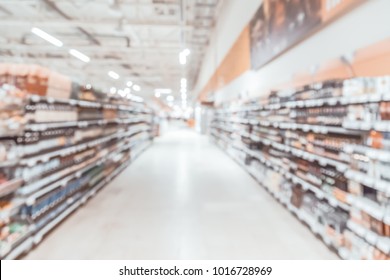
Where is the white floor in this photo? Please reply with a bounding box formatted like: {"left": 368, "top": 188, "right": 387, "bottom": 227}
{"left": 24, "top": 129, "right": 337, "bottom": 259}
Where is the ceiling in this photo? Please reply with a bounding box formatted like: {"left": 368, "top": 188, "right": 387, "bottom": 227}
{"left": 0, "top": 0, "right": 222, "bottom": 104}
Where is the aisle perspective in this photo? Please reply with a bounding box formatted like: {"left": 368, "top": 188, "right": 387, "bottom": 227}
{"left": 1, "top": 0, "right": 390, "bottom": 262}
{"left": 23, "top": 130, "right": 337, "bottom": 259}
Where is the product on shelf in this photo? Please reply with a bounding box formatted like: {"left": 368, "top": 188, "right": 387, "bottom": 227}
{"left": 210, "top": 75, "right": 390, "bottom": 260}
{"left": 0, "top": 67, "right": 157, "bottom": 259}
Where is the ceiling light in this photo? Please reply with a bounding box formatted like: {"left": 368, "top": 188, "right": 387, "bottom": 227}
{"left": 126, "top": 81, "right": 133, "bottom": 87}
{"left": 179, "top": 52, "right": 186, "bottom": 65}
{"left": 180, "top": 88, "right": 187, "bottom": 94}
{"left": 167, "top": 95, "right": 174, "bottom": 102}
{"left": 179, "top": 49, "right": 191, "bottom": 65}
{"left": 181, "top": 78, "right": 187, "bottom": 85}
{"left": 31, "top": 27, "right": 63, "bottom": 47}
{"left": 124, "top": 87, "right": 131, "bottom": 94}
{"left": 69, "top": 49, "right": 90, "bottom": 63}
{"left": 133, "top": 84, "right": 141, "bottom": 91}
{"left": 181, "top": 93, "right": 187, "bottom": 100}
{"left": 110, "top": 87, "right": 117, "bottom": 94}
{"left": 155, "top": 92, "right": 161, "bottom": 98}
{"left": 108, "top": 71, "right": 120, "bottom": 80}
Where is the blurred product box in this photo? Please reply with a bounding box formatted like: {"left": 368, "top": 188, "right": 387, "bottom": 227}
{"left": 0, "top": 63, "right": 71, "bottom": 99}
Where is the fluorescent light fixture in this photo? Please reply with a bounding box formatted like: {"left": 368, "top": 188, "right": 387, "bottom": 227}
{"left": 155, "top": 92, "right": 161, "bottom": 98}
{"left": 31, "top": 27, "right": 63, "bottom": 47}
{"left": 167, "top": 95, "right": 174, "bottom": 102}
{"left": 133, "top": 84, "right": 141, "bottom": 91}
{"left": 179, "top": 49, "right": 190, "bottom": 65}
{"left": 127, "top": 81, "right": 133, "bottom": 87}
{"left": 180, "top": 88, "right": 187, "bottom": 94}
{"left": 110, "top": 87, "right": 117, "bottom": 94}
{"left": 69, "top": 49, "right": 90, "bottom": 63}
{"left": 155, "top": 88, "right": 172, "bottom": 94}
{"left": 179, "top": 52, "right": 186, "bottom": 65}
{"left": 108, "top": 71, "right": 120, "bottom": 80}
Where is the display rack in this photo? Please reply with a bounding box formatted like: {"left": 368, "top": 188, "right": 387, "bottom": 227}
{"left": 0, "top": 82, "right": 157, "bottom": 259}
{"left": 210, "top": 76, "right": 390, "bottom": 260}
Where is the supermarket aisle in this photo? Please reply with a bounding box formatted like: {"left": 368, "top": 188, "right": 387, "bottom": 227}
{"left": 24, "top": 129, "right": 336, "bottom": 259}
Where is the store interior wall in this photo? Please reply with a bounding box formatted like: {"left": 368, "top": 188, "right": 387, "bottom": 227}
{"left": 194, "top": 0, "right": 390, "bottom": 106}
{"left": 193, "top": 0, "right": 262, "bottom": 97}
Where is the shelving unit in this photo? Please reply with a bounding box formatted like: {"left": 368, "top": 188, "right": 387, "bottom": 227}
{"left": 210, "top": 76, "right": 390, "bottom": 260}
{"left": 0, "top": 84, "right": 156, "bottom": 259}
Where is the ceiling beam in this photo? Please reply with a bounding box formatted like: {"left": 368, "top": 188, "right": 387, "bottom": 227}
{"left": 0, "top": 19, "right": 196, "bottom": 30}
{"left": 0, "top": 45, "right": 202, "bottom": 54}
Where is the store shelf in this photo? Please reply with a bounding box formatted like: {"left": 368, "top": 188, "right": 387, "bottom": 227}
{"left": 345, "top": 170, "right": 390, "bottom": 196}
{"left": 28, "top": 94, "right": 152, "bottom": 114}
{"left": 212, "top": 132, "right": 351, "bottom": 213}
{"left": 213, "top": 138, "right": 341, "bottom": 258}
{"left": 2, "top": 138, "right": 152, "bottom": 260}
{"left": 214, "top": 117, "right": 359, "bottom": 135}
{"left": 347, "top": 196, "right": 390, "bottom": 225}
{"left": 0, "top": 178, "right": 23, "bottom": 197}
{"left": 344, "top": 144, "right": 390, "bottom": 163}
{"left": 217, "top": 92, "right": 389, "bottom": 114}
{"left": 249, "top": 133, "right": 348, "bottom": 172}
{"left": 25, "top": 117, "right": 150, "bottom": 132}
{"left": 343, "top": 120, "right": 390, "bottom": 132}
{"left": 16, "top": 126, "right": 149, "bottom": 167}
{"left": 347, "top": 220, "right": 390, "bottom": 255}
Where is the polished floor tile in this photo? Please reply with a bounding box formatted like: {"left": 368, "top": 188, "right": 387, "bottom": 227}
{"left": 24, "top": 129, "right": 337, "bottom": 259}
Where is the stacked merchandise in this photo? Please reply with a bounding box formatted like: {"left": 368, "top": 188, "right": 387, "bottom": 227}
{"left": 0, "top": 65, "right": 156, "bottom": 259}
{"left": 210, "top": 76, "right": 390, "bottom": 260}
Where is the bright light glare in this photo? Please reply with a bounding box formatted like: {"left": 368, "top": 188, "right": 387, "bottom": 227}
{"left": 167, "top": 95, "right": 174, "bottom": 102}
{"left": 179, "top": 49, "right": 191, "bottom": 65}
{"left": 124, "top": 87, "right": 131, "bottom": 94}
{"left": 110, "top": 87, "right": 117, "bottom": 94}
{"left": 108, "top": 71, "right": 120, "bottom": 80}
{"left": 126, "top": 81, "right": 133, "bottom": 87}
{"left": 31, "top": 27, "right": 63, "bottom": 47}
{"left": 179, "top": 52, "right": 186, "bottom": 65}
{"left": 133, "top": 84, "right": 141, "bottom": 91}
{"left": 69, "top": 49, "right": 90, "bottom": 63}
